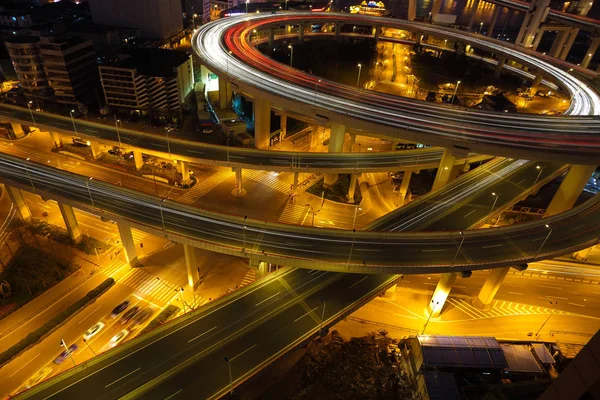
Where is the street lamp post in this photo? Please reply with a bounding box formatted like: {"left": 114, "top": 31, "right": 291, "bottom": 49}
{"left": 352, "top": 205, "right": 361, "bottom": 230}
{"left": 535, "top": 224, "right": 552, "bottom": 258}
{"left": 243, "top": 216, "right": 247, "bottom": 252}
{"left": 319, "top": 298, "right": 326, "bottom": 335}
{"left": 165, "top": 128, "right": 171, "bottom": 159}
{"left": 69, "top": 109, "right": 78, "bottom": 134}
{"left": 60, "top": 339, "right": 77, "bottom": 367}
{"left": 313, "top": 79, "right": 322, "bottom": 106}
{"left": 490, "top": 192, "right": 501, "bottom": 214}
{"left": 83, "top": 338, "right": 97, "bottom": 356}
{"left": 226, "top": 137, "right": 231, "bottom": 163}
{"left": 478, "top": 22, "right": 483, "bottom": 34}
{"left": 224, "top": 357, "right": 234, "bottom": 395}
{"left": 356, "top": 63, "right": 362, "bottom": 88}
{"left": 346, "top": 229, "right": 356, "bottom": 268}
{"left": 535, "top": 301, "right": 557, "bottom": 337}
{"left": 451, "top": 80, "right": 461, "bottom": 104}
{"left": 246, "top": 0, "right": 249, "bottom": 13}
{"left": 422, "top": 300, "right": 439, "bottom": 335}
{"left": 288, "top": 45, "right": 293, "bottom": 67}
{"left": 24, "top": 157, "right": 35, "bottom": 191}
{"left": 86, "top": 177, "right": 95, "bottom": 207}
{"left": 285, "top": 0, "right": 288, "bottom": 9}
{"left": 310, "top": 206, "right": 316, "bottom": 227}
{"left": 114, "top": 116, "right": 122, "bottom": 148}
{"left": 534, "top": 165, "right": 543, "bottom": 185}
{"left": 192, "top": 13, "right": 198, "bottom": 30}
{"left": 159, "top": 198, "right": 166, "bottom": 233}
{"left": 27, "top": 101, "right": 37, "bottom": 128}
{"left": 179, "top": 287, "right": 187, "bottom": 312}
{"left": 450, "top": 231, "right": 465, "bottom": 268}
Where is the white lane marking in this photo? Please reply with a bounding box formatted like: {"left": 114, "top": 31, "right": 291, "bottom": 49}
{"left": 572, "top": 224, "right": 586, "bottom": 231}
{"left": 104, "top": 367, "right": 141, "bottom": 388}
{"left": 187, "top": 150, "right": 204, "bottom": 154}
{"left": 294, "top": 306, "right": 318, "bottom": 323}
{"left": 78, "top": 305, "right": 102, "bottom": 324}
{"left": 55, "top": 122, "right": 69, "bottom": 126}
{"left": 187, "top": 326, "right": 218, "bottom": 343}
{"left": 348, "top": 276, "right": 368, "bottom": 289}
{"left": 507, "top": 292, "right": 523, "bottom": 295}
{"left": 164, "top": 390, "right": 183, "bottom": 400}
{"left": 86, "top": 129, "right": 99, "bottom": 133}
{"left": 463, "top": 209, "right": 476, "bottom": 218}
{"left": 229, "top": 156, "right": 245, "bottom": 159}
{"left": 542, "top": 296, "right": 568, "bottom": 300}
{"left": 516, "top": 179, "right": 526, "bottom": 185}
{"left": 541, "top": 285, "right": 563, "bottom": 289}
{"left": 481, "top": 244, "right": 502, "bottom": 249}
{"left": 568, "top": 302, "right": 585, "bottom": 307}
{"left": 421, "top": 249, "right": 446, "bottom": 252}
{"left": 151, "top": 143, "right": 166, "bottom": 147}
{"left": 9, "top": 353, "right": 40, "bottom": 377}
{"left": 255, "top": 292, "right": 280, "bottom": 306}
{"left": 229, "top": 344, "right": 257, "bottom": 362}
{"left": 355, "top": 248, "right": 380, "bottom": 252}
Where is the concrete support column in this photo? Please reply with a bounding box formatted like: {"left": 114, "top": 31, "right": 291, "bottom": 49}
{"left": 234, "top": 167, "right": 244, "bottom": 196}
{"left": 49, "top": 131, "right": 62, "bottom": 148}
{"left": 408, "top": 0, "right": 417, "bottom": 20}
{"left": 280, "top": 113, "right": 287, "bottom": 140}
{"left": 251, "top": 257, "right": 268, "bottom": 279}
{"left": 179, "top": 160, "right": 191, "bottom": 185}
{"left": 487, "top": 6, "right": 501, "bottom": 37}
{"left": 292, "top": 172, "right": 299, "bottom": 197}
{"left": 398, "top": 170, "right": 412, "bottom": 207}
{"left": 90, "top": 141, "right": 101, "bottom": 160}
{"left": 431, "top": 149, "right": 457, "bottom": 191}
{"left": 348, "top": 134, "right": 356, "bottom": 152}
{"left": 581, "top": 37, "right": 600, "bottom": 69}
{"left": 529, "top": 74, "right": 543, "bottom": 96}
{"left": 467, "top": 0, "right": 481, "bottom": 32}
{"left": 573, "top": 245, "right": 596, "bottom": 261}
{"left": 219, "top": 78, "right": 232, "bottom": 110}
{"left": 473, "top": 267, "right": 510, "bottom": 310}
{"left": 428, "top": 272, "right": 457, "bottom": 318}
{"left": 335, "top": 23, "right": 342, "bottom": 40}
{"left": 579, "top": 1, "right": 593, "bottom": 16}
{"left": 183, "top": 244, "right": 199, "bottom": 288}
{"left": 373, "top": 26, "right": 382, "bottom": 41}
{"left": 58, "top": 202, "right": 82, "bottom": 243}
{"left": 298, "top": 23, "right": 305, "bottom": 41}
{"left": 559, "top": 28, "right": 579, "bottom": 60}
{"left": 133, "top": 151, "right": 144, "bottom": 171}
{"left": 10, "top": 123, "right": 24, "bottom": 138}
{"left": 323, "top": 123, "right": 346, "bottom": 187}
{"left": 531, "top": 29, "right": 546, "bottom": 51}
{"left": 347, "top": 173, "right": 358, "bottom": 203}
{"left": 6, "top": 185, "right": 32, "bottom": 221}
{"left": 310, "top": 125, "right": 320, "bottom": 149}
{"left": 253, "top": 97, "right": 271, "bottom": 150}
{"left": 430, "top": 0, "right": 444, "bottom": 21}
{"left": 521, "top": 0, "right": 551, "bottom": 47}
{"left": 549, "top": 30, "right": 569, "bottom": 58}
{"left": 117, "top": 220, "right": 139, "bottom": 267}
{"left": 544, "top": 165, "right": 596, "bottom": 217}
{"left": 390, "top": 140, "right": 400, "bottom": 151}
{"left": 515, "top": 13, "right": 532, "bottom": 45}
{"left": 494, "top": 57, "right": 506, "bottom": 77}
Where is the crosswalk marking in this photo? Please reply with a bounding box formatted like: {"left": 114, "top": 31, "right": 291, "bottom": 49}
{"left": 243, "top": 170, "right": 290, "bottom": 194}
{"left": 118, "top": 269, "right": 180, "bottom": 306}
{"left": 278, "top": 202, "right": 308, "bottom": 225}
{"left": 176, "top": 168, "right": 234, "bottom": 203}
{"left": 446, "top": 297, "right": 570, "bottom": 320}
{"left": 239, "top": 269, "right": 256, "bottom": 287}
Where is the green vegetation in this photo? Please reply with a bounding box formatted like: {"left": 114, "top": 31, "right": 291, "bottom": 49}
{"left": 0, "top": 278, "right": 115, "bottom": 367}
{"left": 140, "top": 304, "right": 180, "bottom": 335}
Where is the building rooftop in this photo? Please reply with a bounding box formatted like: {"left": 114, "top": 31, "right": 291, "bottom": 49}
{"left": 4, "top": 35, "right": 38, "bottom": 44}
{"left": 105, "top": 48, "right": 190, "bottom": 77}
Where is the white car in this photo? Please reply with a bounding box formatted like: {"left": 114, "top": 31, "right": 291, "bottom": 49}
{"left": 23, "top": 367, "right": 53, "bottom": 389}
{"left": 83, "top": 322, "right": 105, "bottom": 341}
{"left": 108, "top": 329, "right": 129, "bottom": 348}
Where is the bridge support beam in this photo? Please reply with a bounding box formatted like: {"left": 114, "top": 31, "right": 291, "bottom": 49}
{"left": 430, "top": 0, "right": 444, "bottom": 21}
{"left": 133, "top": 150, "right": 143, "bottom": 170}
{"left": 299, "top": 23, "right": 305, "bottom": 41}
{"left": 581, "top": 37, "right": 600, "bottom": 69}
{"left": 219, "top": 78, "right": 232, "bottom": 110}
{"left": 310, "top": 125, "right": 320, "bottom": 149}
{"left": 348, "top": 173, "right": 358, "bottom": 203}
{"left": 432, "top": 149, "right": 456, "bottom": 191}
{"left": 268, "top": 28, "right": 274, "bottom": 52}
{"left": 549, "top": 30, "right": 569, "bottom": 58}
{"left": 183, "top": 244, "right": 199, "bottom": 288}
{"left": 466, "top": 0, "right": 480, "bottom": 32}
{"left": 280, "top": 113, "right": 287, "bottom": 140}
{"left": 408, "top": 0, "right": 416, "bottom": 20}
{"left": 559, "top": 28, "right": 579, "bottom": 60}
{"left": 487, "top": 6, "right": 501, "bottom": 37}
{"left": 398, "top": 170, "right": 412, "bottom": 207}
{"left": 233, "top": 167, "right": 244, "bottom": 196}
{"left": 6, "top": 185, "right": 32, "bottom": 222}
{"left": 179, "top": 161, "right": 191, "bottom": 185}
{"left": 90, "top": 141, "right": 101, "bottom": 160}
{"left": 373, "top": 26, "right": 382, "bottom": 41}
{"left": 529, "top": 74, "right": 543, "bottom": 96}
{"left": 428, "top": 272, "right": 457, "bottom": 318}
{"left": 250, "top": 257, "right": 268, "bottom": 279}
{"left": 49, "top": 131, "right": 62, "bottom": 148}
{"left": 117, "top": 221, "right": 139, "bottom": 267}
{"left": 494, "top": 57, "right": 506, "bottom": 77}
{"left": 473, "top": 266, "right": 510, "bottom": 310}
{"left": 11, "top": 123, "right": 24, "bottom": 138}
{"left": 323, "top": 123, "right": 346, "bottom": 188}
{"left": 335, "top": 23, "right": 342, "bottom": 41}
{"left": 517, "top": 0, "right": 550, "bottom": 47}
{"left": 254, "top": 98, "right": 271, "bottom": 150}
{"left": 544, "top": 165, "right": 596, "bottom": 217}
{"left": 58, "top": 202, "right": 82, "bottom": 243}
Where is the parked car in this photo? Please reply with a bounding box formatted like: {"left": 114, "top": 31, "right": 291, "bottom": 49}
{"left": 202, "top": 128, "right": 214, "bottom": 134}
{"left": 72, "top": 137, "right": 90, "bottom": 146}
{"left": 110, "top": 300, "right": 130, "bottom": 318}
{"left": 130, "top": 308, "right": 153, "bottom": 330}
{"left": 107, "top": 146, "right": 122, "bottom": 155}
{"left": 108, "top": 329, "right": 129, "bottom": 348}
{"left": 54, "top": 344, "right": 78, "bottom": 364}
{"left": 83, "top": 321, "right": 105, "bottom": 340}
{"left": 120, "top": 306, "right": 140, "bottom": 324}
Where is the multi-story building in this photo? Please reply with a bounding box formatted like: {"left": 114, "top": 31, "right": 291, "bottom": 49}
{"left": 203, "top": 0, "right": 240, "bottom": 23}
{"left": 39, "top": 36, "right": 98, "bottom": 105}
{"left": 88, "top": 0, "right": 183, "bottom": 41}
{"left": 0, "top": 10, "right": 33, "bottom": 36}
{"left": 99, "top": 48, "right": 193, "bottom": 114}
{"left": 4, "top": 36, "right": 48, "bottom": 97}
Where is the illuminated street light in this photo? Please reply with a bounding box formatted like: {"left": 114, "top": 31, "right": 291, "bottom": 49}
{"left": 224, "top": 357, "right": 234, "bottom": 395}
{"left": 478, "top": 22, "right": 483, "bottom": 34}
{"left": 490, "top": 192, "right": 501, "bottom": 214}
{"left": 535, "top": 224, "right": 552, "bottom": 258}
{"left": 27, "top": 101, "right": 37, "bottom": 128}
{"left": 346, "top": 228, "right": 356, "bottom": 268}
{"left": 86, "top": 177, "right": 95, "bottom": 207}
{"left": 24, "top": 157, "right": 35, "bottom": 190}
{"left": 319, "top": 298, "right": 326, "bottom": 335}
{"left": 114, "top": 115, "right": 122, "bottom": 148}
{"left": 159, "top": 198, "right": 166, "bottom": 234}
{"left": 243, "top": 215, "right": 247, "bottom": 252}
{"left": 450, "top": 231, "right": 464, "bottom": 268}
{"left": 192, "top": 13, "right": 198, "bottom": 30}
{"left": 313, "top": 79, "right": 322, "bottom": 106}
{"left": 70, "top": 109, "right": 78, "bottom": 134}
{"left": 535, "top": 301, "right": 557, "bottom": 337}
{"left": 422, "top": 300, "right": 439, "bottom": 334}
{"left": 288, "top": 44, "right": 293, "bottom": 67}
{"left": 451, "top": 80, "right": 460, "bottom": 104}
{"left": 356, "top": 63, "right": 362, "bottom": 88}
{"left": 534, "top": 165, "right": 543, "bottom": 185}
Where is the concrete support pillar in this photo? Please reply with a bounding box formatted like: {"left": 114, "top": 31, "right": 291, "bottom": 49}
{"left": 431, "top": 149, "right": 457, "bottom": 191}
{"left": 430, "top": 0, "right": 444, "bottom": 21}
{"left": 520, "top": 0, "right": 551, "bottom": 47}
{"left": 183, "top": 244, "right": 199, "bottom": 288}
{"left": 49, "top": 131, "right": 62, "bottom": 148}
{"left": 234, "top": 167, "right": 243, "bottom": 196}
{"left": 579, "top": 1, "right": 593, "bottom": 16}
{"left": 398, "top": 170, "right": 412, "bottom": 207}
{"left": 347, "top": 173, "right": 358, "bottom": 203}
{"left": 515, "top": 13, "right": 532, "bottom": 45}
{"left": 251, "top": 257, "right": 268, "bottom": 279}
{"left": 473, "top": 267, "right": 510, "bottom": 310}
{"left": 494, "top": 57, "right": 506, "bottom": 78}
{"left": 373, "top": 26, "right": 382, "bottom": 41}
{"left": 573, "top": 245, "right": 595, "bottom": 261}
{"left": 531, "top": 29, "right": 546, "bottom": 51}
{"left": 133, "top": 150, "right": 144, "bottom": 171}
{"left": 549, "top": 30, "right": 569, "bottom": 58}
{"left": 348, "top": 134, "right": 356, "bottom": 152}
{"left": 529, "top": 74, "right": 543, "bottom": 96}
{"left": 408, "top": 0, "right": 417, "bottom": 20}
{"left": 581, "top": 37, "right": 600, "bottom": 69}
{"left": 559, "top": 28, "right": 579, "bottom": 60}
{"left": 310, "top": 125, "right": 320, "bottom": 149}
{"left": 280, "top": 113, "right": 287, "bottom": 140}
{"left": 335, "top": 23, "right": 342, "bottom": 40}
{"left": 428, "top": 272, "right": 457, "bottom": 318}
{"left": 219, "top": 78, "right": 232, "bottom": 110}
{"left": 179, "top": 160, "right": 191, "bottom": 185}
{"left": 253, "top": 98, "right": 271, "bottom": 150}
{"left": 117, "top": 220, "right": 139, "bottom": 267}
{"left": 58, "top": 202, "right": 82, "bottom": 243}
{"left": 292, "top": 172, "right": 299, "bottom": 197}
{"left": 390, "top": 140, "right": 400, "bottom": 151}
{"left": 10, "top": 123, "right": 24, "bottom": 138}
{"left": 385, "top": 283, "right": 397, "bottom": 297}
{"left": 544, "top": 165, "right": 596, "bottom": 217}
{"left": 6, "top": 185, "right": 31, "bottom": 221}
{"left": 323, "top": 123, "right": 345, "bottom": 188}
{"left": 90, "top": 141, "right": 100, "bottom": 160}
{"left": 298, "top": 23, "right": 305, "bottom": 41}
{"left": 487, "top": 6, "right": 501, "bottom": 37}
{"left": 467, "top": 0, "right": 481, "bottom": 32}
